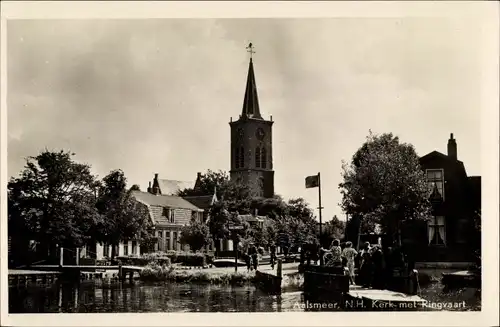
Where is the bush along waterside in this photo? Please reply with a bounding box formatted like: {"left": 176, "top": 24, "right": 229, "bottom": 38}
{"left": 139, "top": 262, "right": 255, "bottom": 285}
{"left": 117, "top": 251, "right": 214, "bottom": 267}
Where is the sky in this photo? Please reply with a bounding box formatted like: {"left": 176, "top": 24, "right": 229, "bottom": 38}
{"left": 7, "top": 17, "right": 484, "bottom": 221}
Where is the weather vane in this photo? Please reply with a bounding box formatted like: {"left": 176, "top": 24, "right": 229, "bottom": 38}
{"left": 246, "top": 42, "right": 255, "bottom": 60}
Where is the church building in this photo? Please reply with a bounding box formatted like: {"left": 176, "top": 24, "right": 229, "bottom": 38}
{"left": 229, "top": 44, "right": 275, "bottom": 198}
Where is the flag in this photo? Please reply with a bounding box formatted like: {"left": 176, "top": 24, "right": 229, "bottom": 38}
{"left": 305, "top": 174, "right": 320, "bottom": 188}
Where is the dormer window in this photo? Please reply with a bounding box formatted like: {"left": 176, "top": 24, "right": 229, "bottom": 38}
{"left": 163, "top": 208, "right": 175, "bottom": 223}
{"left": 426, "top": 169, "right": 445, "bottom": 200}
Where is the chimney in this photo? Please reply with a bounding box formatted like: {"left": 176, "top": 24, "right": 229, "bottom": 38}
{"left": 152, "top": 173, "right": 160, "bottom": 195}
{"left": 447, "top": 133, "right": 457, "bottom": 161}
{"left": 147, "top": 181, "right": 152, "bottom": 193}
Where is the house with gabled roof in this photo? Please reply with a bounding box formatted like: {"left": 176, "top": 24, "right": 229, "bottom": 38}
{"left": 131, "top": 190, "right": 204, "bottom": 252}
{"left": 401, "top": 133, "right": 481, "bottom": 265}
{"left": 146, "top": 173, "right": 198, "bottom": 196}
{"left": 183, "top": 193, "right": 218, "bottom": 223}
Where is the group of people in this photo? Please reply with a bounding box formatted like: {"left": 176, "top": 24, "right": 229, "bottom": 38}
{"left": 244, "top": 243, "right": 278, "bottom": 272}
{"left": 322, "top": 240, "right": 358, "bottom": 285}
{"left": 244, "top": 244, "right": 260, "bottom": 271}
{"left": 243, "top": 238, "right": 408, "bottom": 290}
{"left": 303, "top": 239, "right": 408, "bottom": 289}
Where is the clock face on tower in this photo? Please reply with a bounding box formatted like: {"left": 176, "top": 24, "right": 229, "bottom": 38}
{"left": 256, "top": 128, "right": 265, "bottom": 140}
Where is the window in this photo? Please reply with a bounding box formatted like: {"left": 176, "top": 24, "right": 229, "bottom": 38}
{"left": 261, "top": 148, "right": 267, "bottom": 168}
{"left": 157, "top": 230, "right": 163, "bottom": 251}
{"left": 239, "top": 147, "right": 245, "bottom": 168}
{"left": 428, "top": 216, "right": 446, "bottom": 245}
{"left": 132, "top": 241, "right": 137, "bottom": 255}
{"left": 173, "top": 232, "right": 178, "bottom": 251}
{"left": 235, "top": 148, "right": 240, "bottom": 169}
{"left": 426, "top": 169, "right": 444, "bottom": 200}
{"left": 123, "top": 241, "right": 129, "bottom": 256}
{"left": 255, "top": 147, "right": 261, "bottom": 168}
{"left": 103, "top": 244, "right": 110, "bottom": 257}
{"left": 170, "top": 209, "right": 175, "bottom": 223}
{"left": 165, "top": 232, "right": 171, "bottom": 250}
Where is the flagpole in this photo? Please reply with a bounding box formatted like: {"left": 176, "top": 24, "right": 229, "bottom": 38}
{"left": 345, "top": 213, "right": 349, "bottom": 241}
{"left": 318, "top": 172, "right": 323, "bottom": 266}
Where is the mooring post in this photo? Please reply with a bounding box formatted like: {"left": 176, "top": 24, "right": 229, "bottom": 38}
{"left": 118, "top": 264, "right": 123, "bottom": 282}
{"left": 59, "top": 247, "right": 64, "bottom": 267}
{"left": 277, "top": 259, "right": 282, "bottom": 279}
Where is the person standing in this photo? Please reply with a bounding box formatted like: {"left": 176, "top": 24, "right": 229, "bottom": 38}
{"left": 245, "top": 252, "right": 252, "bottom": 272}
{"left": 358, "top": 242, "right": 373, "bottom": 288}
{"left": 249, "top": 244, "right": 259, "bottom": 271}
{"left": 269, "top": 243, "right": 277, "bottom": 270}
{"left": 341, "top": 241, "right": 358, "bottom": 285}
{"left": 371, "top": 245, "right": 385, "bottom": 289}
{"left": 325, "top": 239, "right": 343, "bottom": 267}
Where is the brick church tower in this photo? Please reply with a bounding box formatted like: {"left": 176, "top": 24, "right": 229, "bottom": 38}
{"left": 229, "top": 44, "right": 274, "bottom": 198}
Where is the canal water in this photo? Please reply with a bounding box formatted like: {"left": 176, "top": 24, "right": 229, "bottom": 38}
{"left": 9, "top": 279, "right": 481, "bottom": 313}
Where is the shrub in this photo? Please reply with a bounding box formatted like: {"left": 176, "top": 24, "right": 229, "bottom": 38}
{"left": 116, "top": 252, "right": 171, "bottom": 267}
{"left": 118, "top": 251, "right": 215, "bottom": 267}
{"left": 140, "top": 262, "right": 173, "bottom": 282}
{"left": 138, "top": 265, "right": 254, "bottom": 285}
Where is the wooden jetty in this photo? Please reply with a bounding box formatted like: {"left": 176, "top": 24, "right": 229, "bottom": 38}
{"left": 28, "top": 264, "right": 144, "bottom": 283}
{"left": 8, "top": 269, "right": 61, "bottom": 287}
{"left": 442, "top": 270, "right": 480, "bottom": 289}
{"left": 254, "top": 260, "right": 284, "bottom": 294}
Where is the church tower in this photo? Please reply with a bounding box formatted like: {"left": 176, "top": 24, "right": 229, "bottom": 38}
{"left": 229, "top": 43, "right": 274, "bottom": 198}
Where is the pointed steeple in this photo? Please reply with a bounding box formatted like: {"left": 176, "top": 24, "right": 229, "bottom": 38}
{"left": 241, "top": 43, "right": 262, "bottom": 119}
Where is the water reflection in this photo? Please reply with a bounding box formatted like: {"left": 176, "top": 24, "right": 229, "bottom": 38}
{"left": 9, "top": 281, "right": 292, "bottom": 313}
{"left": 9, "top": 280, "right": 480, "bottom": 313}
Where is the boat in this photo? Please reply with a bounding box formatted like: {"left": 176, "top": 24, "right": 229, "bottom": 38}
{"left": 301, "top": 263, "right": 426, "bottom": 311}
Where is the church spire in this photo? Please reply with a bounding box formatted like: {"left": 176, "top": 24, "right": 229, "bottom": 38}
{"left": 241, "top": 43, "right": 262, "bottom": 119}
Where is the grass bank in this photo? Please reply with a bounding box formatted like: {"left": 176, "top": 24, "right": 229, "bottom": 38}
{"left": 139, "top": 263, "right": 256, "bottom": 285}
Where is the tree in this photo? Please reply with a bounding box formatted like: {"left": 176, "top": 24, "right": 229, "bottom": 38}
{"left": 129, "top": 184, "right": 141, "bottom": 192}
{"left": 319, "top": 216, "right": 346, "bottom": 246}
{"left": 250, "top": 195, "right": 289, "bottom": 219}
{"left": 179, "top": 218, "right": 211, "bottom": 252}
{"left": 207, "top": 201, "right": 252, "bottom": 253}
{"left": 96, "top": 169, "right": 152, "bottom": 259}
{"left": 344, "top": 214, "right": 377, "bottom": 249}
{"left": 339, "top": 131, "right": 432, "bottom": 246}
{"left": 185, "top": 171, "right": 320, "bottom": 252}
{"left": 8, "top": 150, "right": 102, "bottom": 263}
{"left": 178, "top": 170, "right": 228, "bottom": 198}
{"left": 177, "top": 169, "right": 253, "bottom": 213}
{"left": 287, "top": 197, "right": 314, "bottom": 221}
